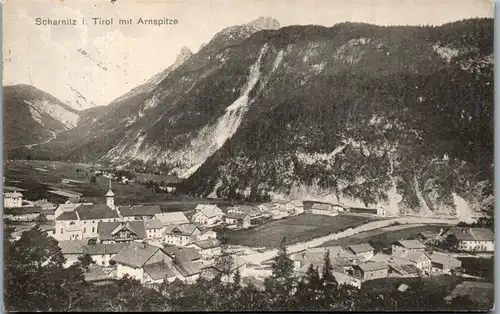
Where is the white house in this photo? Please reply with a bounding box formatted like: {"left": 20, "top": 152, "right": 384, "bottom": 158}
{"left": 4, "top": 192, "right": 23, "bottom": 208}
{"left": 191, "top": 204, "right": 224, "bottom": 226}
{"left": 441, "top": 227, "right": 495, "bottom": 252}
{"left": 187, "top": 239, "right": 222, "bottom": 259}
{"left": 391, "top": 239, "right": 426, "bottom": 255}
{"left": 196, "top": 229, "right": 217, "bottom": 241}
{"left": 164, "top": 224, "right": 201, "bottom": 246}
{"left": 58, "top": 240, "right": 87, "bottom": 268}
{"left": 82, "top": 242, "right": 133, "bottom": 267}
{"left": 308, "top": 202, "right": 339, "bottom": 216}
{"left": 392, "top": 251, "right": 432, "bottom": 272}
{"left": 155, "top": 212, "right": 190, "bottom": 226}
{"left": 145, "top": 219, "right": 166, "bottom": 241}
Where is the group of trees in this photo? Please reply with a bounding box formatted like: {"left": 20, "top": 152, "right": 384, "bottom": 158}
{"left": 5, "top": 230, "right": 488, "bottom": 312}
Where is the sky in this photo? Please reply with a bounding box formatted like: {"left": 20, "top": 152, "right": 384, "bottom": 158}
{"left": 2, "top": 0, "right": 494, "bottom": 110}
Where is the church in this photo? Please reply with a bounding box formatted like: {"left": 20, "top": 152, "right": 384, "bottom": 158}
{"left": 53, "top": 181, "right": 121, "bottom": 241}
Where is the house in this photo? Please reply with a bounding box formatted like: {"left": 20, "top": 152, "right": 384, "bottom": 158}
{"left": 371, "top": 253, "right": 420, "bottom": 278}
{"left": 427, "top": 252, "right": 462, "bottom": 274}
{"left": 377, "top": 207, "right": 386, "bottom": 217}
{"left": 54, "top": 201, "right": 89, "bottom": 220}
{"left": 33, "top": 199, "right": 57, "bottom": 210}
{"left": 162, "top": 245, "right": 202, "bottom": 264}
{"left": 224, "top": 212, "right": 251, "bottom": 229}
{"left": 4, "top": 192, "right": 23, "bottom": 208}
{"left": 441, "top": 227, "right": 494, "bottom": 252}
{"left": 285, "top": 200, "right": 305, "bottom": 215}
{"left": 82, "top": 242, "right": 133, "bottom": 267}
{"left": 333, "top": 271, "right": 362, "bottom": 289}
{"left": 392, "top": 251, "right": 432, "bottom": 272}
{"left": 307, "top": 202, "right": 339, "bottom": 216}
{"left": 196, "top": 229, "right": 217, "bottom": 241}
{"left": 346, "top": 243, "right": 375, "bottom": 260}
{"left": 352, "top": 262, "right": 389, "bottom": 281}
{"left": 192, "top": 204, "right": 224, "bottom": 226}
{"left": 119, "top": 205, "right": 162, "bottom": 221}
{"left": 292, "top": 246, "right": 356, "bottom": 273}
{"left": 391, "top": 239, "right": 426, "bottom": 255}
{"left": 164, "top": 224, "right": 201, "bottom": 246}
{"left": 4, "top": 207, "right": 43, "bottom": 221}
{"left": 54, "top": 203, "right": 121, "bottom": 241}
{"left": 111, "top": 242, "right": 177, "bottom": 284}
{"left": 173, "top": 260, "right": 202, "bottom": 283}
{"left": 97, "top": 221, "right": 147, "bottom": 244}
{"left": 58, "top": 240, "right": 87, "bottom": 268}
{"left": 417, "top": 231, "right": 439, "bottom": 244}
{"left": 155, "top": 212, "right": 190, "bottom": 226}
{"left": 144, "top": 219, "right": 166, "bottom": 241}
{"left": 187, "top": 239, "right": 222, "bottom": 259}
{"left": 227, "top": 205, "right": 263, "bottom": 218}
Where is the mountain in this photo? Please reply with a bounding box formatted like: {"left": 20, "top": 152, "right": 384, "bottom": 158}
{"left": 3, "top": 84, "right": 80, "bottom": 149}
{"left": 12, "top": 18, "right": 493, "bottom": 217}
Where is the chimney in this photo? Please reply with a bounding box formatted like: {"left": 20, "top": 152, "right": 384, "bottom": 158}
{"left": 141, "top": 240, "right": 147, "bottom": 249}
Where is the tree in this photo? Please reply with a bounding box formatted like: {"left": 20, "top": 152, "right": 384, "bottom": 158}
{"left": 214, "top": 254, "right": 234, "bottom": 282}
{"left": 232, "top": 268, "right": 241, "bottom": 290}
{"left": 271, "top": 237, "right": 294, "bottom": 281}
{"left": 76, "top": 253, "right": 96, "bottom": 272}
{"left": 295, "top": 264, "right": 322, "bottom": 310}
{"left": 320, "top": 250, "right": 339, "bottom": 307}
{"left": 87, "top": 238, "right": 97, "bottom": 245}
{"left": 90, "top": 176, "right": 97, "bottom": 184}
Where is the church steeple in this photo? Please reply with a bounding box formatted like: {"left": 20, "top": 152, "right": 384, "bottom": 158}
{"left": 106, "top": 178, "right": 115, "bottom": 209}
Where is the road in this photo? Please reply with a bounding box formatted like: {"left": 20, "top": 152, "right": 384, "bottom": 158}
{"left": 241, "top": 216, "right": 459, "bottom": 265}
{"left": 9, "top": 133, "right": 57, "bottom": 149}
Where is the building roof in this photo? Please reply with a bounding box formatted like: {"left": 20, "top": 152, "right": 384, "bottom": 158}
{"left": 56, "top": 203, "right": 82, "bottom": 212}
{"left": 418, "top": 231, "right": 439, "bottom": 239}
{"left": 4, "top": 186, "right": 27, "bottom": 192}
{"left": 398, "top": 283, "right": 410, "bottom": 292}
{"left": 371, "top": 253, "right": 419, "bottom": 275}
{"left": 449, "top": 227, "right": 494, "bottom": 242}
{"left": 110, "top": 242, "right": 162, "bottom": 268}
{"left": 165, "top": 224, "right": 199, "bottom": 236}
{"left": 155, "top": 212, "right": 189, "bottom": 225}
{"left": 4, "top": 207, "right": 44, "bottom": 215}
{"left": 47, "top": 190, "right": 83, "bottom": 198}
{"left": 310, "top": 203, "right": 334, "bottom": 211}
{"left": 393, "top": 251, "right": 429, "bottom": 264}
{"left": 354, "top": 262, "right": 389, "bottom": 272}
{"left": 4, "top": 192, "right": 23, "bottom": 198}
{"left": 444, "top": 281, "right": 494, "bottom": 305}
{"left": 119, "top": 205, "right": 162, "bottom": 217}
{"left": 58, "top": 240, "right": 87, "bottom": 254}
{"left": 195, "top": 204, "right": 223, "bottom": 218}
{"left": 144, "top": 219, "right": 164, "bottom": 230}
{"left": 192, "top": 238, "right": 221, "bottom": 250}
{"left": 229, "top": 205, "right": 261, "bottom": 217}
{"left": 98, "top": 221, "right": 147, "bottom": 240}
{"left": 427, "top": 252, "right": 462, "bottom": 268}
{"left": 333, "top": 271, "right": 360, "bottom": 285}
{"left": 225, "top": 212, "right": 250, "bottom": 220}
{"left": 105, "top": 189, "right": 115, "bottom": 197}
{"left": 175, "top": 260, "right": 201, "bottom": 277}
{"left": 144, "top": 262, "right": 177, "bottom": 280}
{"left": 83, "top": 242, "right": 134, "bottom": 255}
{"left": 347, "top": 243, "right": 375, "bottom": 254}
{"left": 56, "top": 211, "right": 79, "bottom": 221}
{"left": 162, "top": 245, "right": 202, "bottom": 262}
{"left": 394, "top": 239, "right": 426, "bottom": 249}
{"left": 76, "top": 204, "right": 120, "bottom": 220}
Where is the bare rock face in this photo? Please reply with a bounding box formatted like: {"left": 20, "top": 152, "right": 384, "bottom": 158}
{"left": 12, "top": 18, "right": 493, "bottom": 219}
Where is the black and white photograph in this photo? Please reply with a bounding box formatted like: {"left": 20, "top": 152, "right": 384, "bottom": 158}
{"left": 2, "top": 0, "right": 495, "bottom": 311}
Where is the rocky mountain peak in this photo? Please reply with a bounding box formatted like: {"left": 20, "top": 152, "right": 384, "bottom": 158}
{"left": 177, "top": 46, "right": 193, "bottom": 62}
{"left": 247, "top": 16, "right": 281, "bottom": 30}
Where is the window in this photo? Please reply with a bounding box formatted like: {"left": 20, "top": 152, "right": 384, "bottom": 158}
{"left": 92, "top": 227, "right": 95, "bottom": 233}
{"left": 102, "top": 261, "right": 105, "bottom": 265}
{"left": 84, "top": 228, "right": 86, "bottom": 233}
{"left": 61, "top": 228, "right": 63, "bottom": 234}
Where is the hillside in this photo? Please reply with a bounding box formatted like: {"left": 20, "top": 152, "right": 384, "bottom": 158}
{"left": 3, "top": 84, "right": 80, "bottom": 149}
{"left": 8, "top": 18, "right": 494, "bottom": 217}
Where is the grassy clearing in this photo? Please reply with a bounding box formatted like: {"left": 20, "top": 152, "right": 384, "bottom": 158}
{"left": 319, "top": 224, "right": 448, "bottom": 250}
{"left": 220, "top": 213, "right": 372, "bottom": 247}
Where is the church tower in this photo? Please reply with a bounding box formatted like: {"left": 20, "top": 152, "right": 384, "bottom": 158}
{"left": 106, "top": 179, "right": 115, "bottom": 209}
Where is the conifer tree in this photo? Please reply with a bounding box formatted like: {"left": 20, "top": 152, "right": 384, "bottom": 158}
{"left": 321, "top": 250, "right": 339, "bottom": 307}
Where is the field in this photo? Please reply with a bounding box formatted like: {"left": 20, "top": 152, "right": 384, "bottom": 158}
{"left": 319, "top": 224, "right": 447, "bottom": 250}
{"left": 219, "top": 214, "right": 372, "bottom": 247}
{"left": 3, "top": 160, "right": 231, "bottom": 210}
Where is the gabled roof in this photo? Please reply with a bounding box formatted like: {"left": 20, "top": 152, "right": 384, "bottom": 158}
{"left": 76, "top": 204, "right": 119, "bottom": 220}
{"left": 98, "top": 221, "right": 147, "bottom": 240}
{"left": 175, "top": 261, "right": 201, "bottom": 277}
{"left": 145, "top": 219, "right": 164, "bottom": 230}
{"left": 393, "top": 239, "right": 426, "bottom": 249}
{"left": 229, "top": 205, "right": 260, "bottom": 217}
{"left": 56, "top": 211, "right": 79, "bottom": 221}
{"left": 144, "top": 262, "right": 177, "bottom": 280}
{"left": 155, "top": 212, "right": 189, "bottom": 225}
{"left": 393, "top": 251, "right": 429, "bottom": 264}
{"left": 354, "top": 262, "right": 388, "bottom": 272}
{"left": 449, "top": 227, "right": 494, "bottom": 242}
{"left": 164, "top": 224, "right": 199, "bottom": 236}
{"left": 83, "top": 243, "right": 134, "bottom": 255}
{"left": 347, "top": 243, "right": 375, "bottom": 254}
{"left": 195, "top": 204, "right": 223, "bottom": 218}
{"left": 56, "top": 203, "right": 82, "bottom": 212}
{"left": 225, "top": 212, "right": 250, "bottom": 220}
{"left": 418, "top": 231, "right": 438, "bottom": 239}
{"left": 191, "top": 238, "right": 221, "bottom": 250}
{"left": 162, "top": 245, "right": 202, "bottom": 262}
{"left": 110, "top": 242, "right": 162, "bottom": 268}
{"left": 119, "top": 205, "right": 162, "bottom": 217}
{"left": 58, "top": 240, "right": 87, "bottom": 254}
{"left": 427, "top": 252, "right": 462, "bottom": 268}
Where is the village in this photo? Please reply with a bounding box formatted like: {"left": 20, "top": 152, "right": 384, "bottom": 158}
{"left": 3, "top": 168, "right": 495, "bottom": 301}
